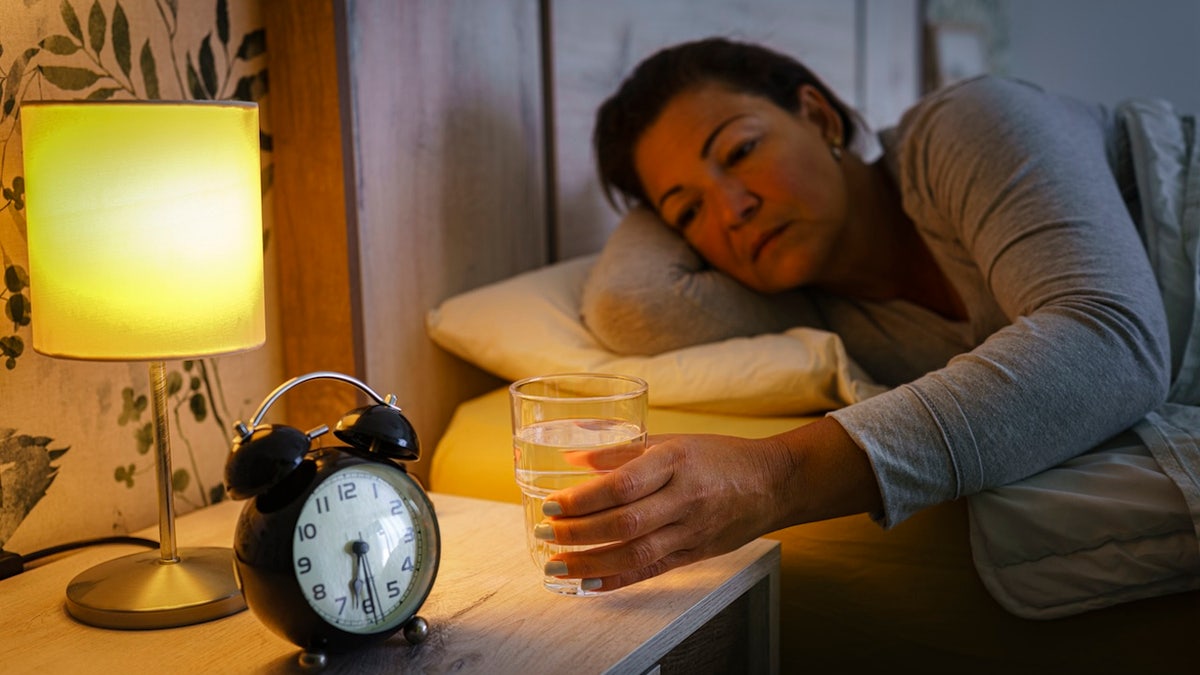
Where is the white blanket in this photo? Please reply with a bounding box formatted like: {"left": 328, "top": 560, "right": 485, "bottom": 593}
{"left": 968, "top": 99, "right": 1200, "bottom": 618}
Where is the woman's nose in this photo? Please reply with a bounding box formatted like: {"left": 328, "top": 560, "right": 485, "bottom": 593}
{"left": 713, "top": 177, "right": 760, "bottom": 230}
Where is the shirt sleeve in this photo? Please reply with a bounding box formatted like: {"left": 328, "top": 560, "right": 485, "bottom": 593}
{"left": 830, "top": 77, "right": 1171, "bottom": 527}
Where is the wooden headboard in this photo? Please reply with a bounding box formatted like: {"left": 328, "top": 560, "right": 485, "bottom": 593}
{"left": 266, "top": 0, "right": 918, "bottom": 482}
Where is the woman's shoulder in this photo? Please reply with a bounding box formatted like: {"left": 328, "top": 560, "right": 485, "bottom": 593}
{"left": 895, "top": 75, "right": 1104, "bottom": 144}
{"left": 928, "top": 74, "right": 1045, "bottom": 102}
{"left": 903, "top": 76, "right": 1051, "bottom": 134}
{"left": 881, "top": 74, "right": 1118, "bottom": 240}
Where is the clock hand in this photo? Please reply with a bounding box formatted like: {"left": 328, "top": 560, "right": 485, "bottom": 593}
{"left": 359, "top": 544, "right": 383, "bottom": 624}
{"left": 350, "top": 540, "right": 369, "bottom": 609}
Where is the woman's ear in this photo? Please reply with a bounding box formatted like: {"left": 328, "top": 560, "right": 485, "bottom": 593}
{"left": 796, "top": 84, "right": 844, "bottom": 146}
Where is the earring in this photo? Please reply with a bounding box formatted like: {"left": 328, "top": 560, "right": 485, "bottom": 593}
{"left": 829, "top": 139, "right": 843, "bottom": 162}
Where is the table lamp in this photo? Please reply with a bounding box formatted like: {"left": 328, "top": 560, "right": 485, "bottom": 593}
{"left": 20, "top": 100, "right": 265, "bottom": 629}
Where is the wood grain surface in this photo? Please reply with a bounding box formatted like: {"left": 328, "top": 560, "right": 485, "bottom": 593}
{"left": 1, "top": 494, "right": 779, "bottom": 674}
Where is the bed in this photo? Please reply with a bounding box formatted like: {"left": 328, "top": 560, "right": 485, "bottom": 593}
{"left": 426, "top": 255, "right": 1199, "bottom": 673}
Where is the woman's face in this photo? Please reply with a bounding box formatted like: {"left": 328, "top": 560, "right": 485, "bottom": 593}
{"left": 633, "top": 83, "right": 847, "bottom": 293}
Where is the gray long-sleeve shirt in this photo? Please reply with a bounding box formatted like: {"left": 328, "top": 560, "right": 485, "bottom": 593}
{"left": 827, "top": 77, "right": 1171, "bottom": 526}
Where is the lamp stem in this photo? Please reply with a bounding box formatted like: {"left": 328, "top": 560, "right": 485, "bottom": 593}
{"left": 63, "top": 360, "right": 246, "bottom": 629}
{"left": 150, "top": 360, "right": 180, "bottom": 563}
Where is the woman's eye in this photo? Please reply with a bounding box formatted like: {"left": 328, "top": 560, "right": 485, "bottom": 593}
{"left": 674, "top": 204, "right": 698, "bottom": 230}
{"left": 726, "top": 139, "right": 757, "bottom": 165}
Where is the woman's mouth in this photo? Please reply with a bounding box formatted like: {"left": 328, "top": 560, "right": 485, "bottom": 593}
{"left": 752, "top": 223, "right": 789, "bottom": 261}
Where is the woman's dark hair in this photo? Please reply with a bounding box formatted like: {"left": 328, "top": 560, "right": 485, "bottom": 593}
{"left": 593, "top": 37, "right": 858, "bottom": 210}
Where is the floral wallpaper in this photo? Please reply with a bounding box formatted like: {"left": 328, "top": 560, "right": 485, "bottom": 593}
{"left": 0, "top": 0, "right": 282, "bottom": 555}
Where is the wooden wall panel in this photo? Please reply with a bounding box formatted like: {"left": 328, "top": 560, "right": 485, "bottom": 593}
{"left": 337, "top": 0, "right": 546, "bottom": 480}
{"left": 861, "top": 0, "right": 921, "bottom": 132}
{"left": 263, "top": 0, "right": 360, "bottom": 430}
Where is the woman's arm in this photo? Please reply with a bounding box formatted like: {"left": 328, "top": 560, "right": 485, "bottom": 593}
{"left": 832, "top": 77, "right": 1171, "bottom": 526}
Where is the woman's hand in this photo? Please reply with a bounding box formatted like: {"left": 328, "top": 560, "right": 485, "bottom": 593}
{"left": 537, "top": 417, "right": 880, "bottom": 592}
{"left": 537, "top": 432, "right": 795, "bottom": 592}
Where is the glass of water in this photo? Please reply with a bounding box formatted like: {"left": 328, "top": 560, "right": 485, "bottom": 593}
{"left": 510, "top": 373, "right": 648, "bottom": 595}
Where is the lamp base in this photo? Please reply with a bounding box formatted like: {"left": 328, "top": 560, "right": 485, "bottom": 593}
{"left": 65, "top": 546, "right": 246, "bottom": 629}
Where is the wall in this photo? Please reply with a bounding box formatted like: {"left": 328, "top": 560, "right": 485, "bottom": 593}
{"left": 1003, "top": 0, "right": 1200, "bottom": 115}
{"left": 336, "top": 0, "right": 546, "bottom": 485}
{"left": 262, "top": 1, "right": 548, "bottom": 487}
{"left": 0, "top": 0, "right": 281, "bottom": 555}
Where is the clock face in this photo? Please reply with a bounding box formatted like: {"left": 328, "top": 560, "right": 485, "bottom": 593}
{"left": 292, "top": 462, "right": 436, "bottom": 635}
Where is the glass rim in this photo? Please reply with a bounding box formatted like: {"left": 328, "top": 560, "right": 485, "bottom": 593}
{"left": 509, "top": 372, "right": 648, "bottom": 403}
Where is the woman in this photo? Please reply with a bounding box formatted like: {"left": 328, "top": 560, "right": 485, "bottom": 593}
{"left": 535, "top": 37, "right": 1185, "bottom": 596}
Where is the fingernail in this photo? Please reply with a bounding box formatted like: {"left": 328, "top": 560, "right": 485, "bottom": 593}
{"left": 581, "top": 578, "right": 603, "bottom": 591}
{"left": 544, "top": 560, "right": 568, "bottom": 576}
{"left": 533, "top": 523, "right": 555, "bottom": 541}
{"left": 542, "top": 501, "right": 563, "bottom": 516}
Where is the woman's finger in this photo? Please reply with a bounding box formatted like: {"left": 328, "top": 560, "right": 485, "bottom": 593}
{"left": 540, "top": 482, "right": 683, "bottom": 545}
{"left": 544, "top": 443, "right": 677, "bottom": 517}
{"left": 560, "top": 432, "right": 679, "bottom": 471}
{"left": 545, "top": 524, "right": 699, "bottom": 581}
{"left": 558, "top": 545, "right": 702, "bottom": 593}
{"left": 562, "top": 439, "right": 645, "bottom": 470}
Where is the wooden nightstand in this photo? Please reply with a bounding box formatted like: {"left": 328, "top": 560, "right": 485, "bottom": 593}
{"left": 0, "top": 493, "right": 779, "bottom": 674}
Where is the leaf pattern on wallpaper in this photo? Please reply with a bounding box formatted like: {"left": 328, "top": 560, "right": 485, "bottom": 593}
{"left": 1, "top": 242, "right": 31, "bottom": 370}
{"left": 113, "top": 359, "right": 232, "bottom": 508}
{"left": 0, "top": 0, "right": 271, "bottom": 540}
{"left": 0, "top": 0, "right": 270, "bottom": 374}
{"left": 0, "top": 428, "right": 69, "bottom": 547}
{"left": 31, "top": 0, "right": 270, "bottom": 105}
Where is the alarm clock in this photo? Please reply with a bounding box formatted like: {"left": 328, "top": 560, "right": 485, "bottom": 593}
{"left": 224, "top": 371, "right": 440, "bottom": 668}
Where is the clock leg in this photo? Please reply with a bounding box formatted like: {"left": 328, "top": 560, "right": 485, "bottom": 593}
{"left": 298, "top": 649, "right": 328, "bottom": 670}
{"left": 403, "top": 615, "right": 430, "bottom": 644}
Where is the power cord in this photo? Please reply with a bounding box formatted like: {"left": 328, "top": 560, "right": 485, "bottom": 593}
{"left": 0, "top": 536, "right": 159, "bottom": 580}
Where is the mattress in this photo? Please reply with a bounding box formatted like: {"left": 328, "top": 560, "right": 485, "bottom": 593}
{"left": 430, "top": 387, "right": 1197, "bottom": 672}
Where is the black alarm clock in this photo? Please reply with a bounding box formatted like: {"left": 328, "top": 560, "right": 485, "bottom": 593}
{"left": 224, "top": 371, "right": 440, "bottom": 669}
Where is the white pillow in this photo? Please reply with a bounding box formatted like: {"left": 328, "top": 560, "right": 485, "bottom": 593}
{"left": 426, "top": 255, "right": 885, "bottom": 416}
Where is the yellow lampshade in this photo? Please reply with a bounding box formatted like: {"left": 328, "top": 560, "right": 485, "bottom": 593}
{"left": 20, "top": 100, "right": 265, "bottom": 360}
